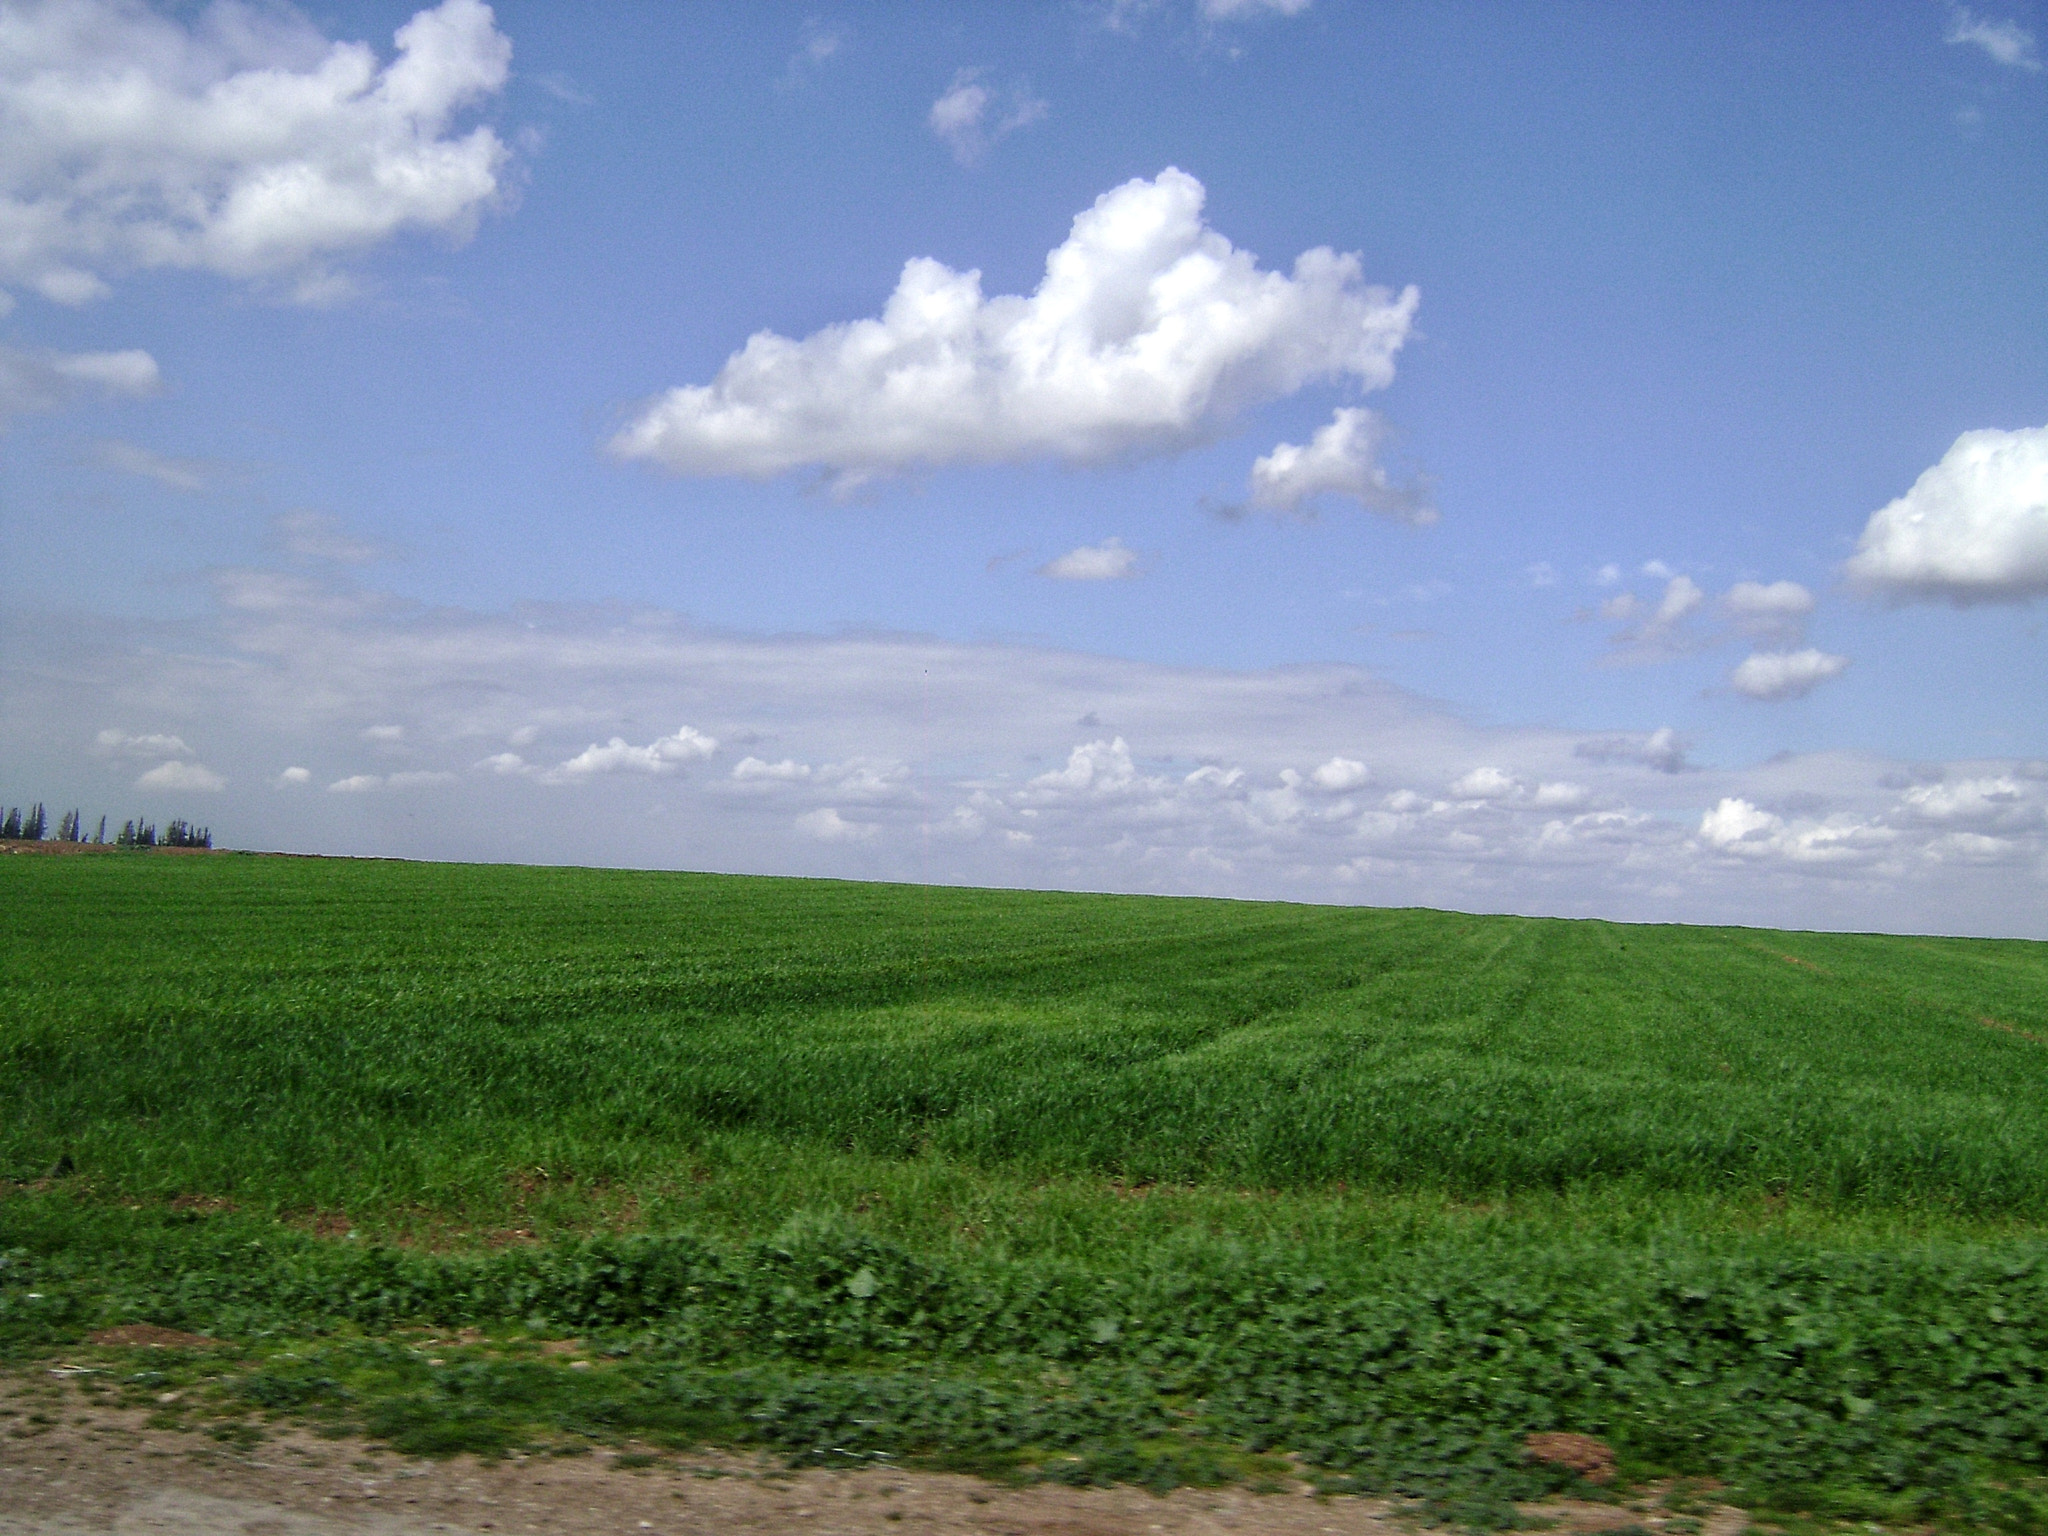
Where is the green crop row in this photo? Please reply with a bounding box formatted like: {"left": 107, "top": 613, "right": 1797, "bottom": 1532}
{"left": 3, "top": 854, "right": 2046, "bottom": 1528}
{"left": 2, "top": 856, "right": 2045, "bottom": 1221}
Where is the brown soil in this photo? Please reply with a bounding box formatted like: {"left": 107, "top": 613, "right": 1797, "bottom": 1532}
{"left": 1522, "top": 1433, "right": 1614, "bottom": 1484}
{"left": 84, "top": 1326, "right": 217, "bottom": 1350}
{"left": 0, "top": 1369, "right": 1752, "bottom": 1536}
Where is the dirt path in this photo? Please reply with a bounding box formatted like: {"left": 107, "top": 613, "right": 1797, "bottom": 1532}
{"left": 0, "top": 1370, "right": 1747, "bottom": 1536}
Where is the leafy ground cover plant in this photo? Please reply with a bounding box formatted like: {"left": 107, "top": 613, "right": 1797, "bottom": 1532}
{"left": 2, "top": 856, "right": 2046, "bottom": 1529}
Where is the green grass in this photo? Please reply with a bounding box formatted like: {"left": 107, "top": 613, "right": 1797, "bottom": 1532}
{"left": 3, "top": 854, "right": 2047, "bottom": 1529}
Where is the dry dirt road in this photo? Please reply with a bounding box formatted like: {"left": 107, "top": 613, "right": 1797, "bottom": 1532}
{"left": 1, "top": 1369, "right": 1748, "bottom": 1536}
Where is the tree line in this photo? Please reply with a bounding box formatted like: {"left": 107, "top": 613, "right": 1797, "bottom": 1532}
{"left": 2, "top": 802, "right": 212, "bottom": 848}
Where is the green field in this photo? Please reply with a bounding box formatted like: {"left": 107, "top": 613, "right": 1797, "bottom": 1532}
{"left": 4, "top": 854, "right": 2048, "bottom": 1529}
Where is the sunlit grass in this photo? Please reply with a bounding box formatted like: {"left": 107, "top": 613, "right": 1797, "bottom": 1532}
{"left": 3, "top": 855, "right": 2046, "bottom": 1530}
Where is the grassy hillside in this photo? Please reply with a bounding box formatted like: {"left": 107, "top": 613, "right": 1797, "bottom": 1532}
{"left": 4, "top": 855, "right": 2047, "bottom": 1529}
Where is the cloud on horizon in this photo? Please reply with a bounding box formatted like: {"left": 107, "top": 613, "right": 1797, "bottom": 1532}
{"left": 4, "top": 569, "right": 2043, "bottom": 937}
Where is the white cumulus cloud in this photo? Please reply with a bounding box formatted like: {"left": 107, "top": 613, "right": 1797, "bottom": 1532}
{"left": 1309, "top": 756, "right": 1369, "bottom": 792}
{"left": 1039, "top": 538, "right": 1138, "bottom": 581}
{"left": 610, "top": 168, "right": 1418, "bottom": 490}
{"left": 275, "top": 765, "right": 311, "bottom": 786}
{"left": 1449, "top": 766, "right": 1519, "bottom": 801}
{"left": 1026, "top": 737, "right": 1159, "bottom": 799}
{"left": 543, "top": 725, "right": 717, "bottom": 782}
{"left": 1729, "top": 648, "right": 1849, "bottom": 701}
{"left": 0, "top": 0, "right": 513, "bottom": 305}
{"left": 1697, "top": 796, "right": 1894, "bottom": 866}
{"left": 135, "top": 759, "right": 223, "bottom": 791}
{"left": 1247, "top": 406, "right": 1433, "bottom": 521}
{"left": 1846, "top": 424, "right": 2048, "bottom": 602}
{"left": 795, "top": 806, "right": 874, "bottom": 842}
{"left": 1900, "top": 776, "right": 2027, "bottom": 826}
{"left": 927, "top": 67, "right": 1046, "bottom": 166}
{"left": 732, "top": 755, "right": 812, "bottom": 782}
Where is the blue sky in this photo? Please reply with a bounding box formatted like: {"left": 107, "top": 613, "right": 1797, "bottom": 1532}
{"left": 2, "top": 0, "right": 2045, "bottom": 934}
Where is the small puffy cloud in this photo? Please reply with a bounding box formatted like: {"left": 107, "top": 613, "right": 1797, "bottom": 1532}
{"left": 1593, "top": 563, "right": 1622, "bottom": 586}
{"left": 1449, "top": 766, "right": 1518, "bottom": 801}
{"left": 1900, "top": 776, "right": 2027, "bottom": 825}
{"left": 362, "top": 723, "right": 405, "bottom": 742}
{"left": 1723, "top": 580, "right": 1814, "bottom": 643}
{"left": 273, "top": 511, "right": 386, "bottom": 564}
{"left": 1601, "top": 575, "right": 1706, "bottom": 661}
{"left": 1039, "top": 538, "right": 1138, "bottom": 581}
{"left": 95, "top": 439, "right": 209, "bottom": 491}
{"left": 611, "top": 168, "right": 1418, "bottom": 489}
{"left": 927, "top": 67, "right": 1046, "bottom": 166}
{"left": 327, "top": 770, "right": 451, "bottom": 792}
{"left": 1309, "top": 756, "right": 1369, "bottom": 792}
{"left": 1575, "top": 726, "right": 1689, "bottom": 774}
{"left": 1846, "top": 424, "right": 2048, "bottom": 603}
{"left": 0, "top": 0, "right": 514, "bottom": 305}
{"left": 1729, "top": 648, "right": 1849, "bottom": 701}
{"left": 795, "top": 806, "right": 875, "bottom": 842}
{"left": 543, "top": 725, "right": 717, "bottom": 782}
{"left": 1532, "top": 781, "right": 1588, "bottom": 808}
{"left": 475, "top": 751, "right": 529, "bottom": 775}
{"left": 97, "top": 727, "right": 191, "bottom": 758}
{"left": 275, "top": 765, "right": 312, "bottom": 786}
{"left": 732, "top": 755, "right": 811, "bottom": 782}
{"left": 135, "top": 759, "right": 224, "bottom": 792}
{"left": 1944, "top": 5, "right": 2042, "bottom": 68}
{"left": 817, "top": 759, "right": 908, "bottom": 798}
{"left": 0, "top": 344, "right": 159, "bottom": 421}
{"left": 1699, "top": 796, "right": 1779, "bottom": 849}
{"left": 1028, "top": 737, "right": 1156, "bottom": 798}
{"left": 1247, "top": 407, "right": 1433, "bottom": 522}
{"left": 1651, "top": 575, "right": 1704, "bottom": 626}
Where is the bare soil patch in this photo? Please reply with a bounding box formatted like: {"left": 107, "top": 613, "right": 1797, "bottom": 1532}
{"left": 85, "top": 1326, "right": 218, "bottom": 1350}
{"left": 0, "top": 1369, "right": 1751, "bottom": 1536}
